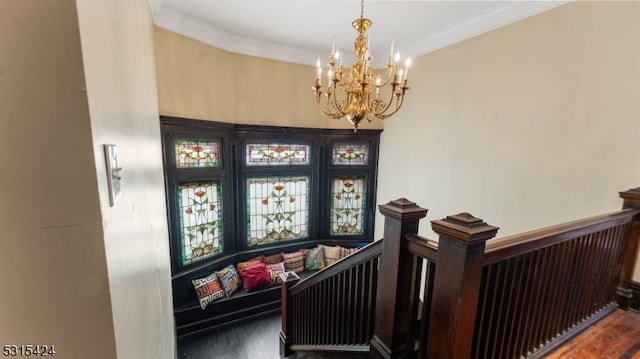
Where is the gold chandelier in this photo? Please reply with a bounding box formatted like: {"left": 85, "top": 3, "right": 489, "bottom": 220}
{"left": 313, "top": 0, "right": 411, "bottom": 131}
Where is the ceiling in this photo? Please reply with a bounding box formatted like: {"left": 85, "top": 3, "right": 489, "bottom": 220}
{"left": 149, "top": 0, "right": 569, "bottom": 67}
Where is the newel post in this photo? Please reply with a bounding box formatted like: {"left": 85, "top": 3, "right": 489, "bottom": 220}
{"left": 617, "top": 187, "right": 640, "bottom": 309}
{"left": 279, "top": 274, "right": 300, "bottom": 358}
{"left": 426, "top": 212, "right": 499, "bottom": 359}
{"left": 370, "top": 198, "right": 428, "bottom": 359}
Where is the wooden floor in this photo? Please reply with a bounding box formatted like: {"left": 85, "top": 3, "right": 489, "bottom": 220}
{"left": 177, "top": 311, "right": 282, "bottom": 359}
{"left": 546, "top": 309, "right": 640, "bottom": 359}
{"left": 178, "top": 309, "right": 640, "bottom": 359}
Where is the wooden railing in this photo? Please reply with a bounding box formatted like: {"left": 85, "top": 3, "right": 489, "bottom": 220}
{"left": 473, "top": 211, "right": 636, "bottom": 358}
{"left": 370, "top": 187, "right": 640, "bottom": 359}
{"left": 280, "top": 240, "right": 383, "bottom": 357}
{"left": 280, "top": 187, "right": 640, "bottom": 358}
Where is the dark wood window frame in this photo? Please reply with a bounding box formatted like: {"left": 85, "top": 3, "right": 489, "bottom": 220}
{"left": 161, "top": 116, "right": 381, "bottom": 277}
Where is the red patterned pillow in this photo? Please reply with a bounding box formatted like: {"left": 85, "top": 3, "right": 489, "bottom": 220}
{"left": 238, "top": 262, "right": 271, "bottom": 292}
{"left": 265, "top": 262, "right": 285, "bottom": 284}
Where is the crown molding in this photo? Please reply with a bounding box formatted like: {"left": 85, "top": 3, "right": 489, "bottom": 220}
{"left": 401, "top": 1, "right": 569, "bottom": 59}
{"left": 149, "top": 0, "right": 569, "bottom": 67}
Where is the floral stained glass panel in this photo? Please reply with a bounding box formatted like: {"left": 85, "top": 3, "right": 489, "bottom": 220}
{"left": 247, "top": 176, "right": 309, "bottom": 245}
{"left": 246, "top": 143, "right": 310, "bottom": 166}
{"left": 175, "top": 140, "right": 220, "bottom": 168}
{"left": 178, "top": 181, "right": 223, "bottom": 265}
{"left": 331, "top": 176, "right": 366, "bottom": 235}
{"left": 332, "top": 144, "right": 369, "bottom": 165}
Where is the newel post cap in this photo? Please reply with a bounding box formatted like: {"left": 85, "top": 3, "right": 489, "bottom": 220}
{"left": 378, "top": 198, "right": 428, "bottom": 221}
{"left": 431, "top": 212, "right": 499, "bottom": 243}
{"left": 620, "top": 187, "right": 640, "bottom": 208}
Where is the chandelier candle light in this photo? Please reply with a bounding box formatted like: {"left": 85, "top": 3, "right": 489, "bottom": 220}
{"left": 313, "top": 0, "right": 411, "bottom": 131}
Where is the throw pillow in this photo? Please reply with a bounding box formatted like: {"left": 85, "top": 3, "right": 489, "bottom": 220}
{"left": 264, "top": 253, "right": 284, "bottom": 264}
{"left": 265, "top": 262, "right": 285, "bottom": 284}
{"left": 216, "top": 264, "right": 242, "bottom": 297}
{"left": 322, "top": 245, "right": 342, "bottom": 266}
{"left": 192, "top": 272, "right": 225, "bottom": 310}
{"left": 340, "top": 246, "right": 358, "bottom": 259}
{"left": 305, "top": 246, "right": 325, "bottom": 270}
{"left": 237, "top": 256, "right": 265, "bottom": 271}
{"left": 282, "top": 251, "right": 305, "bottom": 273}
{"left": 238, "top": 262, "right": 271, "bottom": 292}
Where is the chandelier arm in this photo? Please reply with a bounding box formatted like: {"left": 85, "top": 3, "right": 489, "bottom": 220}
{"left": 316, "top": 87, "right": 348, "bottom": 120}
{"left": 328, "top": 83, "right": 349, "bottom": 115}
{"left": 370, "top": 85, "right": 399, "bottom": 116}
{"left": 373, "top": 65, "right": 396, "bottom": 87}
{"left": 372, "top": 89, "right": 408, "bottom": 120}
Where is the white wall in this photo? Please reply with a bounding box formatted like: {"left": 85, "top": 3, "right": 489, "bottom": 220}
{"left": 76, "top": 0, "right": 175, "bottom": 358}
{"left": 375, "top": 2, "right": 640, "bottom": 258}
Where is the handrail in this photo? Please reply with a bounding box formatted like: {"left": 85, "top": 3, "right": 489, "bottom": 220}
{"left": 399, "top": 209, "right": 639, "bottom": 266}
{"left": 484, "top": 208, "right": 639, "bottom": 265}
{"left": 289, "top": 240, "right": 383, "bottom": 295}
{"left": 280, "top": 240, "right": 383, "bottom": 357}
{"left": 370, "top": 187, "right": 640, "bottom": 359}
{"left": 281, "top": 187, "right": 640, "bottom": 359}
{"left": 404, "top": 233, "right": 438, "bottom": 262}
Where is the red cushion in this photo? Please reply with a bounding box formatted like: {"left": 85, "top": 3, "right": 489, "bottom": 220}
{"left": 238, "top": 262, "right": 271, "bottom": 293}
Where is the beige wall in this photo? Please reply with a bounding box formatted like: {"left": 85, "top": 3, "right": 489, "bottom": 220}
{"left": 154, "top": 27, "right": 381, "bottom": 130}
{"left": 0, "top": 1, "right": 117, "bottom": 357}
{"left": 0, "top": 0, "right": 174, "bottom": 358}
{"left": 76, "top": 0, "right": 175, "bottom": 358}
{"left": 156, "top": 2, "right": 640, "bottom": 280}
{"left": 375, "top": 2, "right": 640, "bottom": 275}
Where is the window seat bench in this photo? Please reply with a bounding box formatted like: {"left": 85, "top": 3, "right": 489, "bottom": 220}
{"left": 174, "top": 271, "right": 314, "bottom": 338}
{"left": 172, "top": 241, "right": 369, "bottom": 338}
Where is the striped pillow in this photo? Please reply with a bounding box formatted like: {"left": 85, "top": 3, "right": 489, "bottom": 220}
{"left": 282, "top": 251, "right": 305, "bottom": 273}
{"left": 340, "top": 246, "right": 358, "bottom": 259}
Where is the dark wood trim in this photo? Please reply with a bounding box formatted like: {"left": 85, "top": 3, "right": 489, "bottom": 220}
{"left": 629, "top": 281, "right": 640, "bottom": 313}
{"left": 484, "top": 209, "right": 637, "bottom": 265}
{"left": 364, "top": 187, "right": 640, "bottom": 359}
{"left": 289, "top": 240, "right": 382, "bottom": 295}
{"left": 160, "top": 116, "right": 382, "bottom": 337}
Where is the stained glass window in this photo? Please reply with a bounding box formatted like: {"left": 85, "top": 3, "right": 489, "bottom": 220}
{"left": 246, "top": 143, "right": 310, "bottom": 166}
{"left": 175, "top": 139, "right": 220, "bottom": 168}
{"left": 178, "top": 181, "right": 222, "bottom": 265}
{"left": 332, "top": 144, "right": 369, "bottom": 165}
{"left": 330, "top": 176, "right": 366, "bottom": 235}
{"left": 246, "top": 176, "right": 309, "bottom": 245}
